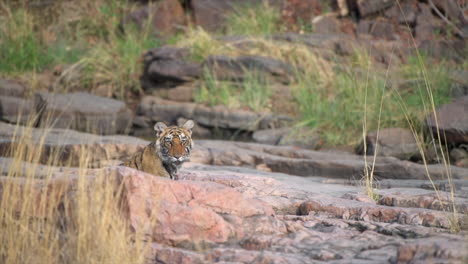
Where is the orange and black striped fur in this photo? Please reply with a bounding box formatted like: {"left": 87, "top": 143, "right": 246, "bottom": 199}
{"left": 122, "top": 120, "right": 194, "bottom": 180}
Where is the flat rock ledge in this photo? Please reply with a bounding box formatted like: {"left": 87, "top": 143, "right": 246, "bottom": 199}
{"left": 1, "top": 123, "right": 467, "bottom": 181}
{"left": 0, "top": 164, "right": 466, "bottom": 264}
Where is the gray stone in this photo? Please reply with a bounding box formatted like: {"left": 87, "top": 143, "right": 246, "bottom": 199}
{"left": 450, "top": 147, "right": 468, "bottom": 162}
{"left": 252, "top": 128, "right": 288, "bottom": 145}
{"left": 0, "top": 122, "right": 146, "bottom": 167}
{"left": 449, "top": 70, "right": 468, "bottom": 97}
{"left": 0, "top": 96, "right": 36, "bottom": 125}
{"left": 145, "top": 60, "right": 201, "bottom": 84}
{"left": 426, "top": 96, "right": 468, "bottom": 145}
{"left": 384, "top": 3, "right": 416, "bottom": 25}
{"left": 356, "top": 128, "right": 419, "bottom": 160}
{"left": 253, "top": 127, "right": 321, "bottom": 150}
{"left": 0, "top": 79, "right": 26, "bottom": 97}
{"left": 357, "top": 19, "right": 396, "bottom": 40}
{"left": 190, "top": 140, "right": 468, "bottom": 180}
{"left": 167, "top": 84, "right": 197, "bottom": 102}
{"left": 141, "top": 47, "right": 202, "bottom": 88}
{"left": 311, "top": 15, "right": 340, "bottom": 34}
{"left": 357, "top": 0, "right": 394, "bottom": 17}
{"left": 204, "top": 55, "right": 294, "bottom": 84}
{"left": 1, "top": 141, "right": 467, "bottom": 263}
{"left": 35, "top": 92, "right": 132, "bottom": 135}
{"left": 273, "top": 33, "right": 356, "bottom": 55}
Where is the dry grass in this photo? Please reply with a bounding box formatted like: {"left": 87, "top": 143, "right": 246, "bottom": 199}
{"left": 0, "top": 116, "right": 151, "bottom": 263}
{"left": 360, "top": 0, "right": 461, "bottom": 232}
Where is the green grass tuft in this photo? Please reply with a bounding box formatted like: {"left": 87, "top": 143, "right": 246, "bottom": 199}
{"left": 196, "top": 68, "right": 272, "bottom": 112}
{"left": 0, "top": 9, "right": 53, "bottom": 73}
{"left": 224, "top": 1, "right": 282, "bottom": 36}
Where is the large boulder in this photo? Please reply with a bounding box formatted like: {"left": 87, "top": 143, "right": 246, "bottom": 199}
{"left": 0, "top": 78, "right": 26, "bottom": 97}
{"left": 426, "top": 96, "right": 468, "bottom": 145}
{"left": 190, "top": 140, "right": 468, "bottom": 180}
{"left": 356, "top": 128, "right": 419, "bottom": 160}
{"left": 204, "top": 55, "right": 295, "bottom": 84}
{"left": 0, "top": 96, "right": 36, "bottom": 125}
{"left": 357, "top": 19, "right": 397, "bottom": 40}
{"left": 35, "top": 92, "right": 132, "bottom": 135}
{"left": 356, "top": 0, "right": 394, "bottom": 17}
{"left": 252, "top": 127, "right": 321, "bottom": 150}
{"left": 0, "top": 122, "right": 146, "bottom": 167}
{"left": 141, "top": 47, "right": 202, "bottom": 89}
{"left": 136, "top": 97, "right": 293, "bottom": 131}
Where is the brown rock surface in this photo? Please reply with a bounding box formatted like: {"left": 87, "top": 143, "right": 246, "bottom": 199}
{"left": 356, "top": 127, "right": 419, "bottom": 160}
{"left": 1, "top": 157, "right": 466, "bottom": 264}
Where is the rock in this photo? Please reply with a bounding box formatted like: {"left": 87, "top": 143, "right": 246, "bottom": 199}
{"left": 418, "top": 39, "right": 466, "bottom": 62}
{"left": 414, "top": 3, "right": 442, "bottom": 41}
{"left": 204, "top": 55, "right": 294, "bottom": 84}
{"left": 0, "top": 122, "right": 147, "bottom": 167}
{"left": 167, "top": 84, "right": 197, "bottom": 102}
{"left": 297, "top": 196, "right": 455, "bottom": 229}
{"left": 311, "top": 15, "right": 340, "bottom": 34}
{"left": 136, "top": 97, "right": 293, "bottom": 131}
{"left": 141, "top": 47, "right": 202, "bottom": 89}
{"left": 357, "top": 0, "right": 394, "bottom": 17}
{"left": 1, "top": 155, "right": 467, "bottom": 263}
{"left": 253, "top": 127, "right": 321, "bottom": 150}
{"left": 426, "top": 96, "right": 468, "bottom": 145}
{"left": 384, "top": 2, "right": 417, "bottom": 25}
{"left": 0, "top": 96, "right": 36, "bottom": 125}
{"left": 35, "top": 92, "right": 132, "bottom": 135}
{"left": 119, "top": 167, "right": 275, "bottom": 248}
{"left": 0, "top": 79, "right": 26, "bottom": 97}
{"left": 357, "top": 19, "right": 396, "bottom": 40}
{"left": 252, "top": 128, "right": 287, "bottom": 145}
{"left": 449, "top": 70, "right": 468, "bottom": 97}
{"left": 431, "top": 0, "right": 465, "bottom": 24}
{"left": 274, "top": 33, "right": 356, "bottom": 56}
{"left": 356, "top": 128, "right": 419, "bottom": 160}
{"left": 376, "top": 188, "right": 468, "bottom": 214}
{"left": 190, "top": 140, "right": 468, "bottom": 180}
{"left": 149, "top": 244, "right": 206, "bottom": 264}
{"left": 450, "top": 147, "right": 468, "bottom": 163}
{"left": 123, "top": 0, "right": 185, "bottom": 35}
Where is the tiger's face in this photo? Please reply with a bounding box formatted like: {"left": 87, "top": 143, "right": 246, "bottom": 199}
{"left": 154, "top": 120, "right": 194, "bottom": 167}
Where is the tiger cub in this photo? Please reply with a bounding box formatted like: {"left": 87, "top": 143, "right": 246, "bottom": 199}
{"left": 122, "top": 120, "right": 194, "bottom": 180}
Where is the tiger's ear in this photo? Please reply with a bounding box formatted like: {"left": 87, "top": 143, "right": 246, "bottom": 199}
{"left": 154, "top": 122, "right": 167, "bottom": 137}
{"left": 182, "top": 120, "right": 194, "bottom": 135}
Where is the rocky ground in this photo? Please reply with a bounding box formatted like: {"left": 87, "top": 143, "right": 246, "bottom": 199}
{"left": 1, "top": 0, "right": 467, "bottom": 263}
{"left": 1, "top": 122, "right": 467, "bottom": 263}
